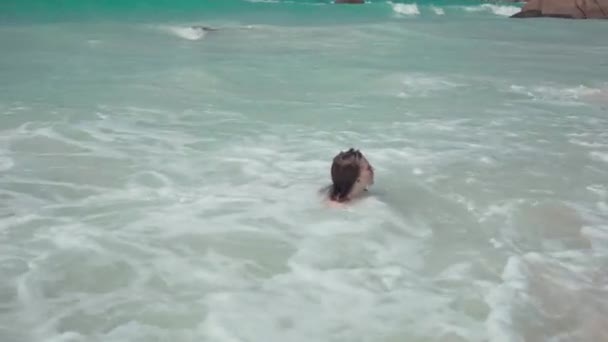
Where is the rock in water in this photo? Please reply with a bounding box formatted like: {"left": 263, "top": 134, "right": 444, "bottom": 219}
{"left": 191, "top": 26, "right": 218, "bottom": 32}
{"left": 511, "top": 0, "right": 608, "bottom": 19}
{"left": 511, "top": 9, "right": 544, "bottom": 17}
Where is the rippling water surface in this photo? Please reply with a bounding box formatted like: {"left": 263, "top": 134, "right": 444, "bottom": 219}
{"left": 1, "top": 1, "right": 608, "bottom": 341}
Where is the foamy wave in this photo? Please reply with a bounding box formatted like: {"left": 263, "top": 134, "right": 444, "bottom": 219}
{"left": 164, "top": 26, "right": 208, "bottom": 41}
{"left": 569, "top": 139, "right": 606, "bottom": 148}
{"left": 396, "top": 74, "right": 465, "bottom": 98}
{"left": 581, "top": 225, "right": 608, "bottom": 250}
{"left": 485, "top": 256, "right": 527, "bottom": 342}
{"left": 510, "top": 84, "right": 601, "bottom": 104}
{"left": 590, "top": 151, "right": 608, "bottom": 163}
{"left": 582, "top": 86, "right": 608, "bottom": 105}
{"left": 586, "top": 184, "right": 607, "bottom": 199}
{"left": 431, "top": 6, "right": 445, "bottom": 15}
{"left": 0, "top": 157, "right": 14, "bottom": 171}
{"left": 464, "top": 4, "right": 521, "bottom": 16}
{"left": 391, "top": 3, "right": 420, "bottom": 16}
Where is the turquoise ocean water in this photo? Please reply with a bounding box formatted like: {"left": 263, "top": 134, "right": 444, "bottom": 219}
{"left": 1, "top": 1, "right": 608, "bottom": 341}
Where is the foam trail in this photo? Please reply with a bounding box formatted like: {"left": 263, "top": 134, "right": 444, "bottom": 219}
{"left": 0, "top": 157, "right": 14, "bottom": 171}
{"left": 164, "top": 26, "right": 208, "bottom": 40}
{"left": 509, "top": 84, "right": 601, "bottom": 103}
{"left": 590, "top": 152, "right": 608, "bottom": 163}
{"left": 392, "top": 3, "right": 420, "bottom": 16}
{"left": 431, "top": 6, "right": 445, "bottom": 15}
{"left": 464, "top": 4, "right": 521, "bottom": 17}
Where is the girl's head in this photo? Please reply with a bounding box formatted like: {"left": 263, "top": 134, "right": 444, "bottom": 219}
{"left": 329, "top": 148, "right": 374, "bottom": 202}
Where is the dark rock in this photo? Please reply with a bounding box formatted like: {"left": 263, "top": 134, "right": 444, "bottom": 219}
{"left": 511, "top": 9, "right": 544, "bottom": 17}
{"left": 511, "top": 0, "right": 608, "bottom": 19}
{"left": 191, "top": 26, "right": 218, "bottom": 32}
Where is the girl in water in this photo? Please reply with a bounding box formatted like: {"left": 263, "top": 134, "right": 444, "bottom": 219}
{"left": 325, "top": 148, "right": 375, "bottom": 205}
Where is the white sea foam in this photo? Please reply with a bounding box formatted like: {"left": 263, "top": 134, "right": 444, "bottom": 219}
{"left": 464, "top": 4, "right": 521, "bottom": 16}
{"left": 391, "top": 3, "right": 420, "bottom": 16}
{"left": 2, "top": 18, "right": 608, "bottom": 342}
{"left": 164, "top": 26, "right": 208, "bottom": 40}
{"left": 583, "top": 87, "right": 608, "bottom": 105}
{"left": 581, "top": 225, "right": 608, "bottom": 250}
{"left": 569, "top": 139, "right": 606, "bottom": 148}
{"left": 485, "top": 256, "right": 526, "bottom": 342}
{"left": 587, "top": 185, "right": 607, "bottom": 199}
{"left": 431, "top": 6, "right": 445, "bottom": 15}
{"left": 396, "top": 74, "right": 465, "bottom": 98}
{"left": 510, "top": 84, "right": 601, "bottom": 104}
{"left": 590, "top": 151, "right": 608, "bottom": 163}
{"left": 0, "top": 156, "right": 13, "bottom": 171}
{"left": 486, "top": 249, "right": 608, "bottom": 341}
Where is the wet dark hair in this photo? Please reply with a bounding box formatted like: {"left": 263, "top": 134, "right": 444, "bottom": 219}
{"left": 330, "top": 148, "right": 363, "bottom": 202}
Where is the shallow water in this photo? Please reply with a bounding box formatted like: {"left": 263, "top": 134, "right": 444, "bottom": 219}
{"left": 1, "top": 1, "right": 608, "bottom": 341}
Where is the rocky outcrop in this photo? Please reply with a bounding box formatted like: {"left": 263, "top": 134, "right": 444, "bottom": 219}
{"left": 511, "top": 0, "right": 608, "bottom": 19}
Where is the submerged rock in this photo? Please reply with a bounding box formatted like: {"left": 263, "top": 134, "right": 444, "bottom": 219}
{"left": 191, "top": 26, "right": 218, "bottom": 32}
{"left": 511, "top": 0, "right": 608, "bottom": 19}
